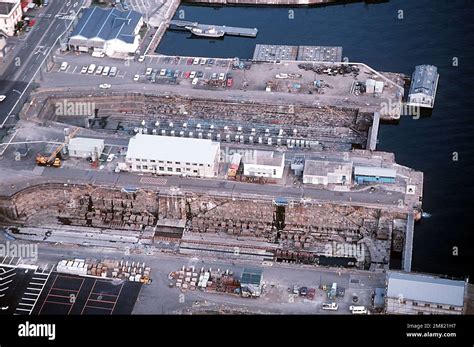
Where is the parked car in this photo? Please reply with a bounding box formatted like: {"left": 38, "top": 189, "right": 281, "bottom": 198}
{"left": 192, "top": 77, "right": 199, "bottom": 85}
{"left": 0, "top": 95, "right": 6, "bottom": 102}
{"left": 292, "top": 285, "right": 299, "bottom": 295}
{"left": 308, "top": 288, "right": 316, "bottom": 300}
{"left": 109, "top": 66, "right": 117, "bottom": 77}
{"left": 226, "top": 76, "right": 233, "bottom": 87}
{"left": 196, "top": 71, "right": 203, "bottom": 78}
{"left": 208, "top": 59, "right": 215, "bottom": 66}
{"left": 200, "top": 58, "right": 207, "bottom": 65}
{"left": 189, "top": 71, "right": 196, "bottom": 79}
{"left": 99, "top": 83, "right": 111, "bottom": 89}
{"left": 60, "top": 62, "right": 68, "bottom": 71}
{"left": 102, "top": 66, "right": 110, "bottom": 76}
{"left": 186, "top": 58, "right": 194, "bottom": 65}
{"left": 87, "top": 64, "right": 96, "bottom": 74}
{"left": 299, "top": 287, "right": 308, "bottom": 297}
{"left": 96, "top": 66, "right": 104, "bottom": 75}
{"left": 166, "top": 69, "right": 173, "bottom": 77}
{"left": 145, "top": 67, "right": 152, "bottom": 76}
{"left": 133, "top": 74, "right": 140, "bottom": 81}
{"left": 107, "top": 154, "right": 115, "bottom": 162}
{"left": 80, "top": 66, "right": 88, "bottom": 74}
{"left": 160, "top": 69, "right": 166, "bottom": 76}
{"left": 184, "top": 71, "right": 191, "bottom": 79}
{"left": 218, "top": 72, "right": 225, "bottom": 81}
{"left": 174, "top": 70, "right": 180, "bottom": 78}
{"left": 193, "top": 58, "right": 200, "bottom": 65}
{"left": 138, "top": 55, "right": 145, "bottom": 62}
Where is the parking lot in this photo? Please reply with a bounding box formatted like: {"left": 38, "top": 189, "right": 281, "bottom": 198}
{"left": 0, "top": 257, "right": 52, "bottom": 315}
{"left": 53, "top": 53, "right": 235, "bottom": 90}
{"left": 32, "top": 273, "right": 142, "bottom": 315}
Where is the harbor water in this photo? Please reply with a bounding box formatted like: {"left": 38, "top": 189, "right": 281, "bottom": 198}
{"left": 157, "top": 0, "right": 474, "bottom": 280}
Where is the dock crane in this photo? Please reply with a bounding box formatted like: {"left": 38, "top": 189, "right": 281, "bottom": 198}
{"left": 35, "top": 127, "right": 80, "bottom": 167}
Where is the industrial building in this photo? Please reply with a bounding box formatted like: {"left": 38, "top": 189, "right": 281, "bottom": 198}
{"left": 354, "top": 166, "right": 396, "bottom": 184}
{"left": 68, "top": 7, "right": 143, "bottom": 58}
{"left": 407, "top": 65, "right": 439, "bottom": 108}
{"left": 0, "top": 0, "right": 22, "bottom": 36}
{"left": 386, "top": 272, "right": 466, "bottom": 315}
{"left": 242, "top": 150, "right": 285, "bottom": 179}
{"left": 125, "top": 134, "right": 220, "bottom": 178}
{"left": 68, "top": 137, "right": 104, "bottom": 160}
{"left": 252, "top": 44, "right": 343, "bottom": 62}
{"left": 303, "top": 160, "right": 352, "bottom": 186}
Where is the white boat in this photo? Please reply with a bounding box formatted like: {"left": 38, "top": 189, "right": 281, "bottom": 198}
{"left": 190, "top": 27, "right": 225, "bottom": 38}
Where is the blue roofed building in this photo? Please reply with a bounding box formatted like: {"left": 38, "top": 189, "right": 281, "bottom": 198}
{"left": 386, "top": 271, "right": 466, "bottom": 315}
{"left": 68, "top": 7, "right": 143, "bottom": 58}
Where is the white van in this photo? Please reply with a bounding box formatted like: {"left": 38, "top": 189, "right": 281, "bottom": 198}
{"left": 349, "top": 306, "right": 368, "bottom": 314}
{"left": 91, "top": 51, "right": 105, "bottom": 58}
{"left": 102, "top": 66, "right": 110, "bottom": 76}
{"left": 322, "top": 302, "right": 338, "bottom": 311}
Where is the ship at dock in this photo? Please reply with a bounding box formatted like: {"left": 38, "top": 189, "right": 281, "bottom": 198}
{"left": 189, "top": 26, "right": 225, "bottom": 38}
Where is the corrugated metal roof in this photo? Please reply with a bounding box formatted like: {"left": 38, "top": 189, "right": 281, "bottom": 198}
{"left": 126, "top": 134, "right": 220, "bottom": 165}
{"left": 70, "top": 7, "right": 142, "bottom": 44}
{"left": 409, "top": 65, "right": 438, "bottom": 97}
{"left": 354, "top": 166, "right": 396, "bottom": 178}
{"left": 241, "top": 268, "right": 262, "bottom": 286}
{"left": 387, "top": 272, "right": 465, "bottom": 307}
{"left": 242, "top": 150, "right": 284, "bottom": 167}
{"left": 69, "top": 137, "right": 104, "bottom": 151}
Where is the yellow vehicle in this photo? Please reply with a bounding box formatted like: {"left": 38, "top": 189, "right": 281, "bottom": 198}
{"left": 35, "top": 127, "right": 80, "bottom": 168}
{"left": 35, "top": 154, "right": 61, "bottom": 167}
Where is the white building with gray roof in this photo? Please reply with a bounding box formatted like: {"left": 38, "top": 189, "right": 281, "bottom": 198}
{"left": 68, "top": 7, "right": 143, "bottom": 58}
{"left": 125, "top": 134, "right": 220, "bottom": 178}
{"left": 242, "top": 150, "right": 285, "bottom": 179}
{"left": 303, "top": 159, "right": 352, "bottom": 186}
{"left": 386, "top": 272, "right": 466, "bottom": 315}
{"left": 407, "top": 65, "right": 439, "bottom": 109}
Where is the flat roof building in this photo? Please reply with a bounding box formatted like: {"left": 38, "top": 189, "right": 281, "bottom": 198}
{"left": 386, "top": 272, "right": 466, "bottom": 315}
{"left": 407, "top": 65, "right": 439, "bottom": 108}
{"left": 354, "top": 166, "right": 396, "bottom": 184}
{"left": 125, "top": 134, "right": 220, "bottom": 178}
{"left": 0, "top": 0, "right": 22, "bottom": 36}
{"left": 242, "top": 150, "right": 285, "bottom": 179}
{"left": 68, "top": 137, "right": 104, "bottom": 160}
{"left": 303, "top": 160, "right": 352, "bottom": 186}
{"left": 68, "top": 7, "right": 143, "bottom": 58}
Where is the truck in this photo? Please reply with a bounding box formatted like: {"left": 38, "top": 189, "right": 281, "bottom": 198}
{"left": 227, "top": 153, "right": 242, "bottom": 179}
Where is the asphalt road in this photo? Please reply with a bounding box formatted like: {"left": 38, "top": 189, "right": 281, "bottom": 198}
{"left": 34, "top": 165, "right": 404, "bottom": 209}
{"left": 0, "top": 0, "right": 85, "bottom": 127}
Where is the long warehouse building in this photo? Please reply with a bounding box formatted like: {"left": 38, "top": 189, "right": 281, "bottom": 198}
{"left": 125, "top": 134, "right": 220, "bottom": 178}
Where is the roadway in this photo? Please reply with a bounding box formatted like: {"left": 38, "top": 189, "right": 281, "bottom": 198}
{"left": 0, "top": 0, "right": 85, "bottom": 128}
{"left": 0, "top": 163, "right": 406, "bottom": 211}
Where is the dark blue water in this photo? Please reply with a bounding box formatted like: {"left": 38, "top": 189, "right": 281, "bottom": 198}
{"left": 158, "top": 0, "right": 474, "bottom": 280}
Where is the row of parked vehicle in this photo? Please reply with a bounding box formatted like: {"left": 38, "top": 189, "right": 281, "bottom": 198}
{"left": 144, "top": 67, "right": 233, "bottom": 87}
{"left": 60, "top": 61, "right": 119, "bottom": 77}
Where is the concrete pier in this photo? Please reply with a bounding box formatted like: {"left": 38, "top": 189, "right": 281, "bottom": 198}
{"left": 402, "top": 212, "right": 415, "bottom": 272}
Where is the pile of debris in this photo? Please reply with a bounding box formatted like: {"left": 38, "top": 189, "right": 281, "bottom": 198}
{"left": 298, "top": 63, "right": 360, "bottom": 76}
{"left": 170, "top": 266, "right": 241, "bottom": 295}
